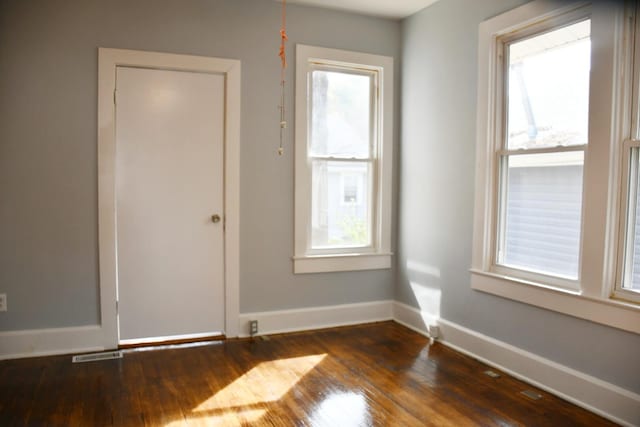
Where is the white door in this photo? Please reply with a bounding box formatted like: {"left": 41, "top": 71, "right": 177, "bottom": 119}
{"left": 115, "top": 66, "right": 225, "bottom": 343}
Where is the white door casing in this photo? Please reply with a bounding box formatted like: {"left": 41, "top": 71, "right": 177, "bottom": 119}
{"left": 98, "top": 48, "right": 240, "bottom": 348}
{"left": 115, "top": 67, "right": 225, "bottom": 342}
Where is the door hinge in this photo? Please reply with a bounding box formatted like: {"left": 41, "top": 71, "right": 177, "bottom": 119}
{"left": 113, "top": 89, "right": 117, "bottom": 105}
{"left": 116, "top": 300, "right": 119, "bottom": 313}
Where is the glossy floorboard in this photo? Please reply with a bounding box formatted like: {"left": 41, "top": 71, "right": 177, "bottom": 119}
{"left": 0, "top": 321, "right": 614, "bottom": 426}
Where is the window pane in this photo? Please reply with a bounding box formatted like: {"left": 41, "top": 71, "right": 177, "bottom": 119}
{"left": 507, "top": 20, "right": 590, "bottom": 150}
{"left": 624, "top": 148, "right": 640, "bottom": 292}
{"left": 311, "top": 160, "right": 372, "bottom": 249}
{"left": 499, "top": 151, "right": 584, "bottom": 279}
{"left": 310, "top": 70, "right": 372, "bottom": 158}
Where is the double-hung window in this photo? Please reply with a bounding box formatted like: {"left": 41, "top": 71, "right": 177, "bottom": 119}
{"left": 472, "top": 0, "right": 640, "bottom": 334}
{"left": 495, "top": 13, "right": 590, "bottom": 289}
{"left": 616, "top": 1, "right": 640, "bottom": 305}
{"left": 294, "top": 45, "right": 393, "bottom": 273}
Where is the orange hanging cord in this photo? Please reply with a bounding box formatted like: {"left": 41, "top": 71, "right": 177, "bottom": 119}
{"left": 278, "top": 0, "right": 287, "bottom": 156}
{"left": 279, "top": 4, "right": 288, "bottom": 72}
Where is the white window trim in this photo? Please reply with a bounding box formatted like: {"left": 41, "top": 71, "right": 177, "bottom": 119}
{"left": 615, "top": 139, "right": 640, "bottom": 304}
{"left": 471, "top": 0, "right": 640, "bottom": 334}
{"left": 294, "top": 45, "right": 393, "bottom": 274}
{"left": 614, "top": 3, "right": 640, "bottom": 305}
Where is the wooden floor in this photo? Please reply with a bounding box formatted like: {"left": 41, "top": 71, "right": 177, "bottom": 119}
{"left": 0, "top": 321, "right": 614, "bottom": 426}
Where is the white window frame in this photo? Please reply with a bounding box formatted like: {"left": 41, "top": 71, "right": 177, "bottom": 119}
{"left": 616, "top": 141, "right": 640, "bottom": 304}
{"left": 294, "top": 45, "right": 393, "bottom": 274}
{"left": 615, "top": 2, "right": 640, "bottom": 305}
{"left": 493, "top": 5, "right": 589, "bottom": 287}
{"left": 471, "top": 0, "right": 640, "bottom": 334}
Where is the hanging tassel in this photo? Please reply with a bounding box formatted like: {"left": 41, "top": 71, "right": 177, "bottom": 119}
{"left": 277, "top": 0, "right": 288, "bottom": 156}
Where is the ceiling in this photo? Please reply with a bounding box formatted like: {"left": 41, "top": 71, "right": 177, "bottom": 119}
{"left": 284, "top": 0, "right": 440, "bottom": 20}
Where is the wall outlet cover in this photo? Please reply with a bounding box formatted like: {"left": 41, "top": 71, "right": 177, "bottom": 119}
{"left": 428, "top": 324, "right": 440, "bottom": 338}
{"left": 249, "top": 320, "right": 258, "bottom": 336}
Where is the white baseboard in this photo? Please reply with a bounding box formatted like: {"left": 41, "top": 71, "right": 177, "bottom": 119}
{"left": 238, "top": 300, "right": 394, "bottom": 337}
{"left": 392, "top": 301, "right": 439, "bottom": 335}
{"left": 0, "top": 325, "right": 105, "bottom": 360}
{"left": 393, "top": 301, "right": 640, "bottom": 427}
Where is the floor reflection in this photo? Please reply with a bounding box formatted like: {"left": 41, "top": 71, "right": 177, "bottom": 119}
{"left": 165, "top": 408, "right": 266, "bottom": 426}
{"left": 408, "top": 344, "right": 439, "bottom": 388}
{"left": 309, "top": 391, "right": 370, "bottom": 426}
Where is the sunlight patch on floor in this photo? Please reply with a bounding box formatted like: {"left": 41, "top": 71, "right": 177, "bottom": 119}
{"left": 165, "top": 354, "right": 326, "bottom": 426}
{"left": 193, "top": 354, "right": 326, "bottom": 411}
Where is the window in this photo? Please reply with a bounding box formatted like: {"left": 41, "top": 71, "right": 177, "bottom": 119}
{"left": 472, "top": 0, "right": 640, "bottom": 334}
{"left": 494, "top": 17, "right": 590, "bottom": 289}
{"left": 616, "top": 2, "right": 640, "bottom": 304}
{"left": 618, "top": 145, "right": 640, "bottom": 299}
{"left": 294, "top": 45, "right": 393, "bottom": 273}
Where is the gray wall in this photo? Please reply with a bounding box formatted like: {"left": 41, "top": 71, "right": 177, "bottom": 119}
{"left": 399, "top": 0, "right": 640, "bottom": 393}
{"left": 0, "top": 0, "right": 400, "bottom": 331}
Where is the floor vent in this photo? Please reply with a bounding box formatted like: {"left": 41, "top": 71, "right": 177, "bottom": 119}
{"left": 484, "top": 370, "right": 501, "bottom": 378}
{"left": 520, "top": 390, "right": 543, "bottom": 400}
{"left": 72, "top": 351, "right": 123, "bottom": 363}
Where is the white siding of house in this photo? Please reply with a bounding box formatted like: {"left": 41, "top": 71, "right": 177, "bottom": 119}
{"left": 503, "top": 164, "right": 583, "bottom": 278}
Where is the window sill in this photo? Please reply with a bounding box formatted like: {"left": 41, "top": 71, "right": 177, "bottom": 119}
{"left": 470, "top": 269, "right": 640, "bottom": 335}
{"left": 293, "top": 253, "right": 392, "bottom": 274}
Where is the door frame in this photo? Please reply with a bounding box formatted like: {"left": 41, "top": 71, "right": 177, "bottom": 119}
{"left": 97, "top": 48, "right": 240, "bottom": 348}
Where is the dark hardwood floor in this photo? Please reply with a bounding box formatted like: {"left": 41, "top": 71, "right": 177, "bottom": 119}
{"left": 0, "top": 321, "right": 615, "bottom": 426}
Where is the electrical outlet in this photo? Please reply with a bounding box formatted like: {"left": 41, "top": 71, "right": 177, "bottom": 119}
{"left": 428, "top": 325, "right": 440, "bottom": 339}
{"left": 249, "top": 320, "right": 258, "bottom": 336}
{"left": 0, "top": 294, "right": 6, "bottom": 312}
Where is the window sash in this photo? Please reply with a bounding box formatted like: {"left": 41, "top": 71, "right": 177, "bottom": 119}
{"left": 307, "top": 65, "right": 378, "bottom": 161}
{"left": 497, "top": 145, "right": 587, "bottom": 157}
{"left": 494, "top": 148, "right": 586, "bottom": 290}
{"left": 632, "top": 2, "right": 640, "bottom": 140}
{"left": 614, "top": 3, "right": 640, "bottom": 304}
{"left": 615, "top": 140, "right": 640, "bottom": 303}
{"left": 308, "top": 157, "right": 377, "bottom": 254}
{"left": 305, "top": 62, "right": 380, "bottom": 254}
{"left": 502, "top": 18, "right": 591, "bottom": 152}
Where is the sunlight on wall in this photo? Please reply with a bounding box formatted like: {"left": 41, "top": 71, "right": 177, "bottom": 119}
{"left": 406, "top": 260, "right": 442, "bottom": 318}
{"left": 409, "top": 281, "right": 442, "bottom": 317}
{"left": 406, "top": 260, "right": 441, "bottom": 278}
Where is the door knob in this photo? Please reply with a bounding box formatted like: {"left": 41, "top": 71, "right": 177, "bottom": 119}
{"left": 211, "top": 214, "right": 221, "bottom": 223}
